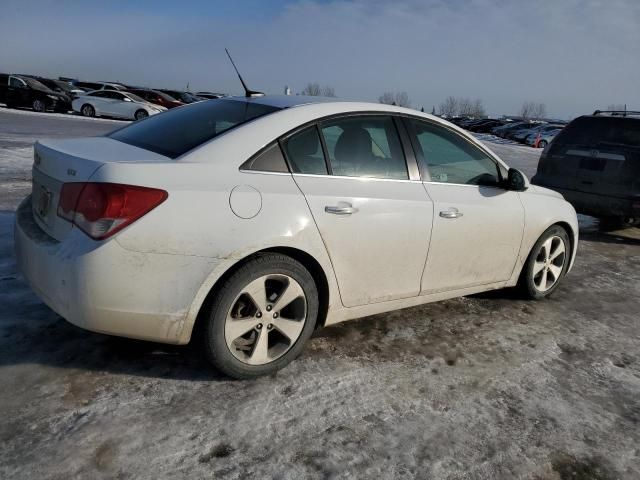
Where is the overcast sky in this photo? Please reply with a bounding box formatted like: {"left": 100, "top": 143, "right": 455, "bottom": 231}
{"left": 1, "top": 0, "right": 639, "bottom": 118}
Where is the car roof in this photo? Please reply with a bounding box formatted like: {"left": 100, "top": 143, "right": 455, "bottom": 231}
{"left": 225, "top": 94, "right": 350, "bottom": 109}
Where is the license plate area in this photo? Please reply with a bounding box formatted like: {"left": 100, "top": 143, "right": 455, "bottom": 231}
{"left": 33, "top": 182, "right": 53, "bottom": 220}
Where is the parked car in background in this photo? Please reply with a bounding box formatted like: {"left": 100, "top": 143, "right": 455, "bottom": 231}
{"left": 15, "top": 95, "right": 578, "bottom": 379}
{"left": 512, "top": 124, "right": 563, "bottom": 143}
{"left": 525, "top": 128, "right": 561, "bottom": 148}
{"left": 23, "top": 76, "right": 85, "bottom": 99}
{"left": 127, "top": 88, "right": 184, "bottom": 109}
{"left": 196, "top": 91, "right": 225, "bottom": 99}
{"left": 492, "top": 121, "right": 532, "bottom": 137}
{"left": 72, "top": 89, "right": 166, "bottom": 120}
{"left": 468, "top": 119, "right": 508, "bottom": 133}
{"left": 0, "top": 73, "right": 71, "bottom": 112}
{"left": 158, "top": 89, "right": 203, "bottom": 104}
{"left": 532, "top": 110, "right": 640, "bottom": 225}
{"left": 74, "top": 81, "right": 127, "bottom": 92}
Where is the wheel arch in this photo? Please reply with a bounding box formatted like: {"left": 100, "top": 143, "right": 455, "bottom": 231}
{"left": 551, "top": 220, "right": 577, "bottom": 270}
{"left": 184, "top": 246, "right": 331, "bottom": 345}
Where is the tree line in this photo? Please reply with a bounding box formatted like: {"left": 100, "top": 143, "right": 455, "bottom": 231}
{"left": 298, "top": 84, "right": 556, "bottom": 120}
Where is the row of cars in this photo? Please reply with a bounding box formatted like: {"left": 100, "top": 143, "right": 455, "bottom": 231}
{"left": 452, "top": 112, "right": 640, "bottom": 225}
{"left": 0, "top": 73, "right": 225, "bottom": 120}
{"left": 449, "top": 117, "right": 566, "bottom": 148}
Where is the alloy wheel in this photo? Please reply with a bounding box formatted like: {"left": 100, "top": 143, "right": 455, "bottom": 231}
{"left": 33, "top": 100, "right": 45, "bottom": 112}
{"left": 82, "top": 105, "right": 94, "bottom": 117}
{"left": 532, "top": 235, "right": 566, "bottom": 292}
{"left": 225, "top": 274, "right": 307, "bottom": 365}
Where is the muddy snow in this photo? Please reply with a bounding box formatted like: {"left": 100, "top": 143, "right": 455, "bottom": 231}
{"left": 0, "top": 109, "right": 639, "bottom": 479}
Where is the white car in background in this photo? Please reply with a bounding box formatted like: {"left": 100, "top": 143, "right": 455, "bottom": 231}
{"left": 72, "top": 90, "right": 166, "bottom": 120}
{"left": 15, "top": 96, "right": 578, "bottom": 379}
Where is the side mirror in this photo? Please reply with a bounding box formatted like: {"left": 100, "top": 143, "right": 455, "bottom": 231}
{"left": 123, "top": 97, "right": 132, "bottom": 102}
{"left": 506, "top": 168, "right": 529, "bottom": 191}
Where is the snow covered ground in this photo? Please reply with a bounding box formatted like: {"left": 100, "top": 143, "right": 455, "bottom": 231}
{"left": 1, "top": 109, "right": 639, "bottom": 479}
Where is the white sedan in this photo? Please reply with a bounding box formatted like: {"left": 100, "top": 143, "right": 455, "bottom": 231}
{"left": 72, "top": 90, "right": 166, "bottom": 120}
{"left": 15, "top": 96, "right": 578, "bottom": 379}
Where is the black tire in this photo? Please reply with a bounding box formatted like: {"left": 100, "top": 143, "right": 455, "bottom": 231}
{"left": 201, "top": 253, "right": 319, "bottom": 379}
{"left": 134, "top": 109, "right": 148, "bottom": 120}
{"left": 32, "top": 99, "right": 46, "bottom": 112}
{"left": 518, "top": 225, "right": 570, "bottom": 299}
{"left": 81, "top": 104, "right": 95, "bottom": 117}
{"left": 538, "top": 140, "right": 548, "bottom": 149}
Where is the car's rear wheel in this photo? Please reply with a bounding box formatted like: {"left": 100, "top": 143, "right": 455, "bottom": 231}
{"left": 201, "top": 253, "right": 319, "bottom": 379}
{"left": 32, "top": 99, "right": 46, "bottom": 112}
{"left": 538, "top": 140, "right": 548, "bottom": 148}
{"left": 134, "top": 109, "right": 148, "bottom": 120}
{"left": 519, "top": 225, "right": 570, "bottom": 299}
{"left": 81, "top": 104, "right": 95, "bottom": 117}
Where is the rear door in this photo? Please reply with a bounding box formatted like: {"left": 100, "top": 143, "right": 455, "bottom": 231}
{"left": 86, "top": 91, "right": 111, "bottom": 115}
{"left": 405, "top": 118, "right": 524, "bottom": 293}
{"left": 283, "top": 114, "right": 433, "bottom": 308}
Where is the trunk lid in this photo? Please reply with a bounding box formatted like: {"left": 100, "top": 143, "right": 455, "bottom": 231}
{"left": 31, "top": 137, "right": 170, "bottom": 241}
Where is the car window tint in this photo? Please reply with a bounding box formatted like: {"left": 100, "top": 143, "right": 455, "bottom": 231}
{"left": 109, "top": 99, "right": 280, "bottom": 159}
{"left": 9, "top": 77, "right": 25, "bottom": 88}
{"left": 550, "top": 116, "right": 640, "bottom": 151}
{"left": 241, "top": 143, "right": 289, "bottom": 173}
{"left": 320, "top": 116, "right": 408, "bottom": 179}
{"left": 283, "top": 126, "right": 328, "bottom": 175}
{"left": 409, "top": 119, "right": 500, "bottom": 186}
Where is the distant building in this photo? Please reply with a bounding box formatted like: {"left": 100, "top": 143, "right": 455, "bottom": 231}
{"left": 284, "top": 85, "right": 292, "bottom": 95}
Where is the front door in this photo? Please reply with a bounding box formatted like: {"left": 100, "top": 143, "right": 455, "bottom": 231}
{"left": 8, "top": 76, "right": 29, "bottom": 107}
{"left": 283, "top": 115, "right": 433, "bottom": 308}
{"left": 404, "top": 117, "right": 524, "bottom": 293}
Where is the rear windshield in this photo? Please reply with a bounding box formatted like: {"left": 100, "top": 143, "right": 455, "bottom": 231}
{"left": 109, "top": 99, "right": 280, "bottom": 158}
{"left": 552, "top": 116, "right": 640, "bottom": 150}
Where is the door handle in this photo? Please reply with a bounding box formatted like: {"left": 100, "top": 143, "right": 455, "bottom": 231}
{"left": 439, "top": 208, "right": 463, "bottom": 219}
{"left": 325, "top": 204, "right": 358, "bottom": 215}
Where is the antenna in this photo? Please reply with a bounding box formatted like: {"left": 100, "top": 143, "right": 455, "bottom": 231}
{"left": 225, "top": 48, "right": 264, "bottom": 98}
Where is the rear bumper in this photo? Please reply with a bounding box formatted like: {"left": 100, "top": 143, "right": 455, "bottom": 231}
{"left": 530, "top": 179, "right": 639, "bottom": 218}
{"left": 15, "top": 196, "right": 220, "bottom": 344}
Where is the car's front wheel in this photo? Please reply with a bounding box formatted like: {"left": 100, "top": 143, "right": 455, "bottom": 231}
{"left": 201, "top": 253, "right": 319, "bottom": 379}
{"left": 519, "top": 225, "right": 570, "bottom": 299}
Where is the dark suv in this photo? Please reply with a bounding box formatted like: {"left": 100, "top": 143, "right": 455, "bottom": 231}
{"left": 532, "top": 111, "right": 640, "bottom": 224}
{"left": 0, "top": 73, "right": 71, "bottom": 112}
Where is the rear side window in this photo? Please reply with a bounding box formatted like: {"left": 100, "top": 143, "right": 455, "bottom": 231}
{"left": 109, "top": 99, "right": 280, "bottom": 159}
{"left": 241, "top": 143, "right": 289, "bottom": 173}
{"left": 283, "top": 126, "right": 328, "bottom": 175}
{"left": 320, "top": 116, "right": 408, "bottom": 179}
{"left": 551, "top": 116, "right": 640, "bottom": 151}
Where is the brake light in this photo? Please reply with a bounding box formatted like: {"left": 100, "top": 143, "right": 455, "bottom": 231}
{"left": 57, "top": 182, "right": 168, "bottom": 240}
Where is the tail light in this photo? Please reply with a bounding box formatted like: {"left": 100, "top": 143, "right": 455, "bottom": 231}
{"left": 57, "top": 182, "right": 168, "bottom": 240}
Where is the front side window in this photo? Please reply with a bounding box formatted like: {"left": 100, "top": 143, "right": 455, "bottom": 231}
{"left": 9, "top": 77, "right": 26, "bottom": 88}
{"left": 320, "top": 116, "right": 408, "bottom": 179}
{"left": 109, "top": 99, "right": 280, "bottom": 159}
{"left": 409, "top": 119, "right": 501, "bottom": 186}
{"left": 282, "top": 126, "right": 328, "bottom": 175}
